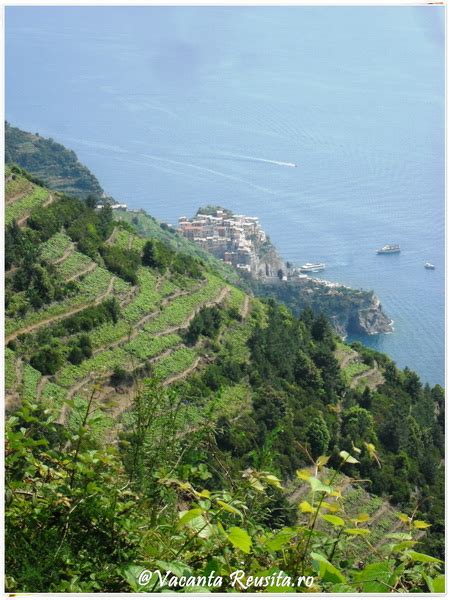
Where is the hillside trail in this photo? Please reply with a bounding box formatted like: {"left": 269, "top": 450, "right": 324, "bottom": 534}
{"left": 52, "top": 242, "right": 75, "bottom": 265}
{"left": 6, "top": 276, "right": 116, "bottom": 343}
{"left": 105, "top": 226, "right": 118, "bottom": 245}
{"left": 90, "top": 282, "right": 207, "bottom": 357}
{"left": 57, "top": 285, "right": 230, "bottom": 422}
{"left": 5, "top": 358, "right": 23, "bottom": 412}
{"left": 351, "top": 363, "right": 384, "bottom": 390}
{"left": 35, "top": 376, "right": 49, "bottom": 401}
{"left": 65, "top": 261, "right": 97, "bottom": 282}
{"left": 17, "top": 193, "right": 54, "bottom": 227}
{"left": 241, "top": 295, "right": 250, "bottom": 319}
{"left": 153, "top": 286, "right": 231, "bottom": 338}
{"left": 6, "top": 189, "right": 33, "bottom": 205}
{"left": 338, "top": 348, "right": 359, "bottom": 369}
{"left": 163, "top": 356, "right": 202, "bottom": 386}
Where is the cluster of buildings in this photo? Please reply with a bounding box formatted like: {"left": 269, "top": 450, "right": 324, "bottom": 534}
{"left": 177, "top": 208, "right": 267, "bottom": 272}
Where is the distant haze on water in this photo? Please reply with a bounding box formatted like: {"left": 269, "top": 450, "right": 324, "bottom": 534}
{"left": 6, "top": 6, "right": 444, "bottom": 385}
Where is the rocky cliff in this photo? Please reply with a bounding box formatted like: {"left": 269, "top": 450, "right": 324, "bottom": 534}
{"left": 251, "top": 278, "right": 393, "bottom": 337}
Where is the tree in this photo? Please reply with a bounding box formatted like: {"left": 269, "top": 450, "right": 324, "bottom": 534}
{"left": 30, "top": 345, "right": 63, "bottom": 375}
{"left": 306, "top": 415, "right": 330, "bottom": 459}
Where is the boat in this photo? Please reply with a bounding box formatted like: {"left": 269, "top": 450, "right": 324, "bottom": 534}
{"left": 300, "top": 262, "right": 326, "bottom": 273}
{"left": 376, "top": 244, "right": 400, "bottom": 254}
{"left": 424, "top": 262, "right": 435, "bottom": 270}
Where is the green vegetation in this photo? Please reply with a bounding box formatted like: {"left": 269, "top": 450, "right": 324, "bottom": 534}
{"left": 153, "top": 346, "right": 198, "bottom": 379}
{"left": 40, "top": 381, "right": 68, "bottom": 411}
{"left": 6, "top": 267, "right": 113, "bottom": 337}
{"left": 5, "top": 185, "right": 49, "bottom": 225}
{"left": 4, "top": 164, "right": 444, "bottom": 593}
{"left": 21, "top": 364, "right": 41, "bottom": 402}
{"left": 342, "top": 361, "right": 371, "bottom": 385}
{"left": 55, "top": 251, "right": 94, "bottom": 280}
{"left": 6, "top": 122, "right": 105, "bottom": 199}
{"left": 5, "top": 347, "right": 17, "bottom": 391}
{"left": 39, "top": 231, "right": 72, "bottom": 262}
{"left": 125, "top": 332, "right": 182, "bottom": 361}
{"left": 143, "top": 275, "right": 224, "bottom": 334}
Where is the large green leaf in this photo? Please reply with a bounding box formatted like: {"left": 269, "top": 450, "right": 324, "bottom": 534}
{"left": 354, "top": 561, "right": 394, "bottom": 593}
{"left": 178, "top": 508, "right": 203, "bottom": 528}
{"left": 425, "top": 574, "right": 445, "bottom": 593}
{"left": 310, "top": 552, "right": 346, "bottom": 584}
{"left": 226, "top": 526, "right": 252, "bottom": 554}
{"left": 265, "top": 528, "right": 297, "bottom": 551}
{"left": 215, "top": 499, "right": 242, "bottom": 517}
{"left": 344, "top": 528, "right": 370, "bottom": 536}
{"left": 406, "top": 551, "right": 442, "bottom": 564}
{"left": 339, "top": 450, "right": 359, "bottom": 464}
{"left": 321, "top": 514, "right": 345, "bottom": 528}
{"left": 308, "top": 477, "right": 332, "bottom": 494}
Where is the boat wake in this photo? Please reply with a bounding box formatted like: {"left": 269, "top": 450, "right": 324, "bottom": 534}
{"left": 220, "top": 153, "right": 297, "bottom": 168}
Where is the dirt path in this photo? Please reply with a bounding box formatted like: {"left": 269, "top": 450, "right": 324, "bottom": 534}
{"left": 52, "top": 242, "right": 75, "bottom": 265}
{"left": 35, "top": 376, "right": 49, "bottom": 402}
{"left": 241, "top": 295, "right": 250, "bottom": 320}
{"left": 5, "top": 186, "right": 34, "bottom": 205}
{"left": 56, "top": 285, "right": 229, "bottom": 423}
{"left": 65, "top": 261, "right": 97, "bottom": 282}
{"left": 6, "top": 276, "right": 116, "bottom": 343}
{"left": 105, "top": 226, "right": 118, "bottom": 246}
{"left": 5, "top": 358, "right": 23, "bottom": 412}
{"left": 90, "top": 286, "right": 200, "bottom": 357}
{"left": 336, "top": 347, "right": 359, "bottom": 369}
{"left": 163, "top": 356, "right": 202, "bottom": 386}
{"left": 17, "top": 194, "right": 54, "bottom": 227}
{"left": 351, "top": 364, "right": 384, "bottom": 390}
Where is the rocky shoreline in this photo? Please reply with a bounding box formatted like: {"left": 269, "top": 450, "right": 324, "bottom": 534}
{"left": 249, "top": 274, "right": 393, "bottom": 338}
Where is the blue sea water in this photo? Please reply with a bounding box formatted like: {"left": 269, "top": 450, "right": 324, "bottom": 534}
{"left": 6, "top": 6, "right": 445, "bottom": 385}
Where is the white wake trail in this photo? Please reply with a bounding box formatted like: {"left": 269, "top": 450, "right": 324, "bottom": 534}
{"left": 222, "top": 153, "right": 297, "bottom": 168}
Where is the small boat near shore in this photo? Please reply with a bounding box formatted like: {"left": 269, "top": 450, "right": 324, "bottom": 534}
{"left": 300, "top": 262, "right": 326, "bottom": 273}
{"left": 377, "top": 244, "right": 400, "bottom": 254}
{"left": 424, "top": 262, "right": 435, "bottom": 270}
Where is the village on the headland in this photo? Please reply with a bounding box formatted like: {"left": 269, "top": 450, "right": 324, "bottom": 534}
{"left": 111, "top": 203, "right": 392, "bottom": 335}
{"left": 111, "top": 203, "right": 343, "bottom": 288}
{"left": 175, "top": 206, "right": 343, "bottom": 288}
{"left": 177, "top": 207, "right": 270, "bottom": 275}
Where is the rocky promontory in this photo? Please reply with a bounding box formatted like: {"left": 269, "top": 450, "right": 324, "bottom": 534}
{"left": 251, "top": 278, "right": 393, "bottom": 337}
{"left": 173, "top": 205, "right": 393, "bottom": 337}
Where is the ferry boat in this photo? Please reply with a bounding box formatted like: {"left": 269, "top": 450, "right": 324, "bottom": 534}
{"left": 424, "top": 262, "right": 435, "bottom": 270}
{"left": 300, "top": 262, "right": 326, "bottom": 273}
{"left": 376, "top": 244, "right": 400, "bottom": 254}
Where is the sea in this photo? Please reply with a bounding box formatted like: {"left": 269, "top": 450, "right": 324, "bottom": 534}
{"left": 6, "top": 6, "right": 445, "bottom": 386}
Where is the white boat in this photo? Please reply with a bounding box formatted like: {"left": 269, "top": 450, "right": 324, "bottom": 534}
{"left": 300, "top": 262, "right": 326, "bottom": 273}
{"left": 424, "top": 262, "right": 435, "bottom": 270}
{"left": 377, "top": 244, "right": 400, "bottom": 254}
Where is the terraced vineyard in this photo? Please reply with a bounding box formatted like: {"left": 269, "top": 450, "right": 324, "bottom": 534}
{"left": 55, "top": 250, "right": 94, "bottom": 280}
{"left": 143, "top": 275, "right": 226, "bottom": 334}
{"left": 5, "top": 348, "right": 17, "bottom": 391}
{"left": 21, "top": 364, "right": 42, "bottom": 403}
{"left": 5, "top": 177, "right": 254, "bottom": 443}
{"left": 154, "top": 346, "right": 198, "bottom": 380}
{"left": 5, "top": 185, "right": 50, "bottom": 225}
{"left": 39, "top": 231, "right": 73, "bottom": 262}
{"left": 6, "top": 267, "right": 116, "bottom": 339}
{"left": 5, "top": 167, "right": 33, "bottom": 200}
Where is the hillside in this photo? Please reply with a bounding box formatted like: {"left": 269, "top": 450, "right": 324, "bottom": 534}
{"left": 5, "top": 168, "right": 445, "bottom": 593}
{"left": 5, "top": 122, "right": 105, "bottom": 199}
